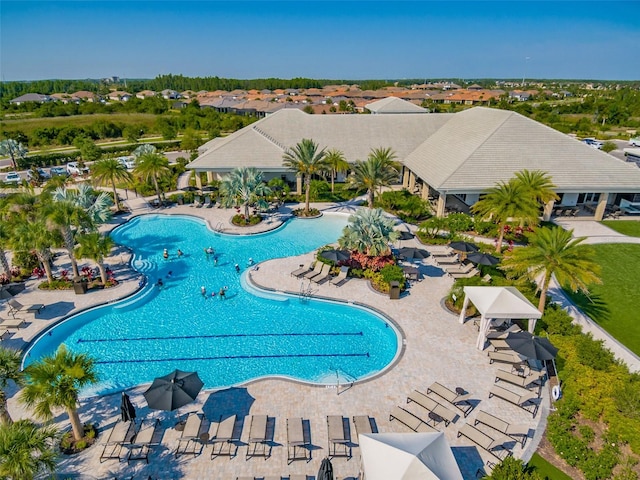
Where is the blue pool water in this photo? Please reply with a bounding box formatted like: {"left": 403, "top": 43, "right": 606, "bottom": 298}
{"left": 24, "top": 214, "right": 400, "bottom": 395}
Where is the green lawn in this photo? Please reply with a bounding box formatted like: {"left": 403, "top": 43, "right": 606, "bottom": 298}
{"left": 564, "top": 243, "right": 640, "bottom": 355}
{"left": 528, "top": 453, "right": 573, "bottom": 480}
{"left": 601, "top": 220, "right": 640, "bottom": 237}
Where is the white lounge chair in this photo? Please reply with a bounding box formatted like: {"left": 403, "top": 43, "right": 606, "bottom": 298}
{"left": 7, "top": 299, "right": 44, "bottom": 318}
{"left": 489, "top": 385, "right": 539, "bottom": 417}
{"left": 474, "top": 410, "right": 530, "bottom": 447}
{"left": 303, "top": 262, "right": 324, "bottom": 280}
{"left": 286, "top": 417, "right": 310, "bottom": 464}
{"left": 426, "top": 382, "right": 474, "bottom": 417}
{"left": 389, "top": 406, "right": 437, "bottom": 433}
{"left": 330, "top": 266, "right": 350, "bottom": 286}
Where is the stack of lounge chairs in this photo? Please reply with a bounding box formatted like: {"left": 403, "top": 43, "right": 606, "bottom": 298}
{"left": 406, "top": 390, "right": 458, "bottom": 426}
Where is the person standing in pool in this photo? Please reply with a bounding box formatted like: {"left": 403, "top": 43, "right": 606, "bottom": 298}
{"left": 201, "top": 286, "right": 207, "bottom": 296}
{"left": 163, "top": 249, "right": 169, "bottom": 260}
{"left": 234, "top": 264, "right": 240, "bottom": 273}
{"left": 177, "top": 249, "right": 183, "bottom": 257}
{"left": 219, "top": 287, "right": 226, "bottom": 299}
{"left": 156, "top": 278, "right": 164, "bottom": 288}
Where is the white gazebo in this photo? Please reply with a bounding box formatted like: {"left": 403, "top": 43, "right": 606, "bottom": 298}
{"left": 359, "top": 432, "right": 463, "bottom": 480}
{"left": 458, "top": 286, "right": 542, "bottom": 349}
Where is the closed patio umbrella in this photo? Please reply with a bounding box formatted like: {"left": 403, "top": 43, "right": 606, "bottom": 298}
{"left": 143, "top": 369, "right": 204, "bottom": 411}
{"left": 120, "top": 392, "right": 137, "bottom": 422}
{"left": 317, "top": 457, "right": 334, "bottom": 480}
{"left": 467, "top": 252, "right": 500, "bottom": 266}
{"left": 503, "top": 331, "right": 559, "bottom": 361}
{"left": 449, "top": 241, "right": 479, "bottom": 254}
{"left": 398, "top": 247, "right": 429, "bottom": 260}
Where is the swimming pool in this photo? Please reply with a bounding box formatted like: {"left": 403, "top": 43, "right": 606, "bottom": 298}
{"left": 24, "top": 213, "right": 400, "bottom": 395}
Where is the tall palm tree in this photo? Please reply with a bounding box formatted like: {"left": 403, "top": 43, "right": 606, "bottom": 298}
{"left": 0, "top": 139, "right": 28, "bottom": 170}
{"left": 350, "top": 148, "right": 398, "bottom": 208}
{"left": 91, "top": 158, "right": 133, "bottom": 211}
{"left": 52, "top": 184, "right": 112, "bottom": 227}
{"left": 471, "top": 178, "right": 540, "bottom": 253}
{"left": 219, "top": 167, "right": 272, "bottom": 219}
{"left": 500, "top": 226, "right": 602, "bottom": 312}
{"left": 20, "top": 345, "right": 98, "bottom": 442}
{"left": 0, "top": 347, "right": 23, "bottom": 425}
{"left": 324, "top": 149, "right": 350, "bottom": 193}
{"left": 0, "top": 222, "right": 11, "bottom": 275}
{"left": 134, "top": 152, "right": 171, "bottom": 206}
{"left": 0, "top": 419, "right": 58, "bottom": 479}
{"left": 45, "top": 202, "right": 89, "bottom": 278}
{"left": 338, "top": 208, "right": 400, "bottom": 256}
{"left": 11, "top": 219, "right": 58, "bottom": 284}
{"left": 75, "top": 233, "right": 114, "bottom": 284}
{"left": 132, "top": 143, "right": 157, "bottom": 158}
{"left": 514, "top": 169, "right": 559, "bottom": 206}
{"left": 282, "top": 138, "right": 327, "bottom": 215}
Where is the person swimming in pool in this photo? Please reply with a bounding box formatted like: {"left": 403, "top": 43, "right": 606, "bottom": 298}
{"left": 219, "top": 287, "right": 226, "bottom": 299}
{"left": 177, "top": 249, "right": 183, "bottom": 257}
{"left": 163, "top": 249, "right": 169, "bottom": 260}
{"left": 201, "top": 286, "right": 206, "bottom": 296}
{"left": 156, "top": 278, "right": 164, "bottom": 288}
{"left": 234, "top": 264, "right": 240, "bottom": 273}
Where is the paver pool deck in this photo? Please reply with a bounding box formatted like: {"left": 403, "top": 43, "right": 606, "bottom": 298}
{"left": 4, "top": 199, "right": 549, "bottom": 480}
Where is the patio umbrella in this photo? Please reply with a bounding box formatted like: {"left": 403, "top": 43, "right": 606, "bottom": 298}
{"left": 180, "top": 186, "right": 199, "bottom": 192}
{"left": 395, "top": 230, "right": 415, "bottom": 241}
{"left": 467, "top": 252, "right": 500, "bottom": 266}
{"left": 143, "top": 369, "right": 204, "bottom": 411}
{"left": 317, "top": 457, "right": 334, "bottom": 480}
{"left": 201, "top": 185, "right": 216, "bottom": 192}
{"left": 503, "top": 331, "right": 559, "bottom": 361}
{"left": 398, "top": 247, "right": 430, "bottom": 260}
{"left": 120, "top": 392, "right": 136, "bottom": 422}
{"left": 320, "top": 249, "right": 351, "bottom": 263}
{"left": 449, "top": 241, "right": 480, "bottom": 254}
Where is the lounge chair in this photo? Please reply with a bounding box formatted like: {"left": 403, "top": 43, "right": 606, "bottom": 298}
{"left": 353, "top": 415, "right": 375, "bottom": 438}
{"left": 457, "top": 423, "right": 512, "bottom": 461}
{"left": 0, "top": 329, "right": 11, "bottom": 341}
{"left": 389, "top": 406, "right": 437, "bottom": 433}
{"left": 488, "top": 350, "right": 526, "bottom": 366}
{"left": 175, "top": 412, "right": 205, "bottom": 457}
{"left": 489, "top": 385, "right": 539, "bottom": 417}
{"left": 100, "top": 420, "right": 135, "bottom": 462}
{"left": 286, "top": 417, "right": 310, "bottom": 464}
{"left": 310, "top": 264, "right": 331, "bottom": 284}
{"left": 495, "top": 369, "right": 545, "bottom": 390}
{"left": 7, "top": 299, "right": 44, "bottom": 318}
{"left": 474, "top": 410, "right": 530, "bottom": 447}
{"left": 450, "top": 267, "right": 480, "bottom": 279}
{"left": 486, "top": 324, "right": 522, "bottom": 340}
{"left": 430, "top": 246, "right": 454, "bottom": 257}
{"left": 476, "top": 460, "right": 496, "bottom": 479}
{"left": 291, "top": 262, "right": 313, "bottom": 278}
{"left": 406, "top": 390, "right": 458, "bottom": 425}
{"left": 434, "top": 255, "right": 460, "bottom": 265}
{"left": 426, "top": 382, "right": 474, "bottom": 417}
{"left": 211, "top": 414, "right": 239, "bottom": 458}
{"left": 127, "top": 418, "right": 160, "bottom": 463}
{"left": 444, "top": 262, "right": 474, "bottom": 274}
{"left": 303, "top": 262, "right": 324, "bottom": 280}
{"left": 330, "top": 266, "right": 350, "bottom": 287}
{"left": 0, "top": 318, "right": 26, "bottom": 330}
{"left": 246, "top": 414, "right": 271, "bottom": 459}
{"left": 203, "top": 196, "right": 211, "bottom": 208}
{"left": 489, "top": 339, "right": 513, "bottom": 351}
{"left": 327, "top": 415, "right": 351, "bottom": 459}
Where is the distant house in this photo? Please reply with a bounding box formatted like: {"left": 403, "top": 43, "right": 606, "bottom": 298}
{"left": 366, "top": 97, "right": 427, "bottom": 114}
{"left": 107, "top": 91, "right": 132, "bottom": 102}
{"left": 172, "top": 101, "right": 189, "bottom": 109}
{"left": 50, "top": 93, "right": 80, "bottom": 104}
{"left": 72, "top": 91, "right": 98, "bottom": 102}
{"left": 509, "top": 91, "right": 532, "bottom": 101}
{"left": 136, "top": 90, "right": 156, "bottom": 99}
{"left": 160, "top": 89, "right": 179, "bottom": 100}
{"left": 9, "top": 93, "right": 52, "bottom": 105}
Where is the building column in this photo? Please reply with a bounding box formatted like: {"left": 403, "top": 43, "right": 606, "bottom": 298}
{"left": 542, "top": 200, "right": 555, "bottom": 221}
{"left": 195, "top": 171, "right": 202, "bottom": 189}
{"left": 421, "top": 183, "right": 429, "bottom": 200}
{"left": 296, "top": 175, "right": 303, "bottom": 195}
{"left": 408, "top": 171, "right": 416, "bottom": 192}
{"left": 402, "top": 168, "right": 410, "bottom": 189}
{"left": 436, "top": 193, "right": 447, "bottom": 218}
{"left": 594, "top": 192, "right": 609, "bottom": 221}
{"left": 459, "top": 294, "right": 470, "bottom": 324}
{"left": 206, "top": 171, "right": 214, "bottom": 183}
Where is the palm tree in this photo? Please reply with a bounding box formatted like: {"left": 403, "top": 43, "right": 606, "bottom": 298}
{"left": 338, "top": 208, "right": 400, "bottom": 256}
{"left": 0, "top": 222, "right": 11, "bottom": 275}
{"left": 0, "top": 139, "right": 28, "bottom": 170}
{"left": 134, "top": 152, "right": 171, "bottom": 206}
{"left": 324, "top": 149, "right": 350, "bottom": 193}
{"left": 45, "top": 201, "right": 89, "bottom": 278}
{"left": 0, "top": 347, "right": 23, "bottom": 425}
{"left": 0, "top": 419, "right": 58, "bottom": 479}
{"left": 500, "top": 226, "right": 602, "bottom": 312}
{"left": 514, "top": 169, "right": 559, "bottom": 206}
{"left": 219, "top": 167, "right": 272, "bottom": 219}
{"left": 132, "top": 143, "right": 157, "bottom": 158}
{"left": 53, "top": 184, "right": 112, "bottom": 227}
{"left": 20, "top": 345, "right": 98, "bottom": 442}
{"left": 471, "top": 178, "right": 540, "bottom": 253}
{"left": 11, "top": 219, "right": 58, "bottom": 284}
{"left": 91, "top": 158, "right": 133, "bottom": 211}
{"left": 350, "top": 148, "right": 398, "bottom": 208}
{"left": 282, "top": 138, "right": 327, "bottom": 215}
{"left": 75, "top": 233, "right": 114, "bottom": 284}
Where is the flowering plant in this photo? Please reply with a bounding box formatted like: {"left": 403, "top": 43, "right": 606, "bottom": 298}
{"left": 0, "top": 273, "right": 9, "bottom": 285}
{"left": 33, "top": 267, "right": 45, "bottom": 278}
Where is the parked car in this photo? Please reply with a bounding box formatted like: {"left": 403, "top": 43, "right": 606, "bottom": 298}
{"left": 50, "top": 166, "right": 68, "bottom": 177}
{"left": 26, "top": 168, "right": 51, "bottom": 181}
{"left": 117, "top": 156, "right": 136, "bottom": 170}
{"left": 629, "top": 137, "right": 640, "bottom": 147}
{"left": 4, "top": 171, "right": 22, "bottom": 184}
{"left": 582, "top": 138, "right": 603, "bottom": 149}
{"left": 66, "top": 161, "right": 89, "bottom": 175}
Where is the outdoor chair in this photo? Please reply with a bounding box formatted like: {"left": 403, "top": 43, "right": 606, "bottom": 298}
{"left": 406, "top": 390, "right": 458, "bottom": 426}
{"left": 434, "top": 255, "right": 460, "bottom": 266}
{"left": 310, "top": 264, "right": 332, "bottom": 284}
{"left": 286, "top": 417, "right": 310, "bottom": 464}
{"left": 474, "top": 410, "right": 530, "bottom": 447}
{"left": 425, "top": 382, "right": 474, "bottom": 417}
{"left": 326, "top": 415, "right": 351, "bottom": 459}
{"left": 291, "top": 262, "right": 313, "bottom": 278}
{"left": 489, "top": 385, "right": 539, "bottom": 417}
{"left": 489, "top": 339, "right": 513, "bottom": 351}
{"left": 303, "top": 262, "right": 324, "bottom": 280}
{"left": 0, "top": 329, "right": 11, "bottom": 341}
{"left": 429, "top": 246, "right": 454, "bottom": 257}
{"left": 486, "top": 324, "right": 522, "bottom": 340}
{"left": 457, "top": 423, "right": 512, "bottom": 462}
{"left": 100, "top": 419, "right": 135, "bottom": 462}
{"left": 246, "top": 414, "right": 271, "bottom": 459}
{"left": 389, "top": 406, "right": 437, "bottom": 433}
{"left": 330, "top": 266, "right": 350, "bottom": 287}
{"left": 444, "top": 262, "right": 474, "bottom": 274}
{"left": 194, "top": 196, "right": 203, "bottom": 208}
{"left": 175, "top": 412, "right": 206, "bottom": 457}
{"left": 353, "top": 415, "right": 375, "bottom": 438}
{"left": 495, "top": 369, "right": 545, "bottom": 390}
{"left": 211, "top": 414, "right": 240, "bottom": 459}
{"left": 127, "top": 418, "right": 160, "bottom": 463}
{"left": 0, "top": 317, "right": 26, "bottom": 330}
{"left": 450, "top": 267, "right": 480, "bottom": 279}
{"left": 7, "top": 299, "right": 44, "bottom": 318}
{"left": 203, "top": 196, "right": 211, "bottom": 208}
{"left": 488, "top": 350, "right": 526, "bottom": 366}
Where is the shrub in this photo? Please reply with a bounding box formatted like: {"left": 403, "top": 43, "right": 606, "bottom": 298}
{"left": 575, "top": 333, "right": 616, "bottom": 371}
{"left": 539, "top": 306, "right": 582, "bottom": 336}
{"left": 445, "top": 212, "right": 474, "bottom": 234}
{"left": 379, "top": 264, "right": 406, "bottom": 289}
{"left": 231, "top": 214, "right": 262, "bottom": 226}
{"left": 38, "top": 278, "right": 73, "bottom": 290}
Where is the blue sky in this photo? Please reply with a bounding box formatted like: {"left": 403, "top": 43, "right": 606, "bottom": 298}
{"left": 1, "top": 1, "right": 638, "bottom": 81}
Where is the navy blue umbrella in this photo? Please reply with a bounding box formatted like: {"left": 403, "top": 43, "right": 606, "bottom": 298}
{"left": 318, "top": 457, "right": 334, "bottom": 480}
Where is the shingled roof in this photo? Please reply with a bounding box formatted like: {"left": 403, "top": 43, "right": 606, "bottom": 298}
{"left": 365, "top": 97, "right": 427, "bottom": 114}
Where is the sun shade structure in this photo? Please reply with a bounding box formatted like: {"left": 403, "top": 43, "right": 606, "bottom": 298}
{"left": 466, "top": 252, "right": 500, "bottom": 266}
{"left": 449, "top": 241, "right": 479, "bottom": 254}
{"left": 319, "top": 250, "right": 351, "bottom": 263}
{"left": 503, "top": 331, "right": 559, "bottom": 361}
{"left": 143, "top": 369, "right": 203, "bottom": 411}
{"left": 359, "top": 432, "right": 463, "bottom": 480}
{"left": 458, "top": 286, "right": 542, "bottom": 349}
{"left": 398, "top": 247, "right": 430, "bottom": 260}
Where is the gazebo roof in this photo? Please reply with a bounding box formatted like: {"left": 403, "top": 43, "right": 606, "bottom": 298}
{"left": 462, "top": 286, "right": 541, "bottom": 319}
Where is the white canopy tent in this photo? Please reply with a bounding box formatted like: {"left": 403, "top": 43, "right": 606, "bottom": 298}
{"left": 458, "top": 286, "right": 542, "bottom": 350}
{"left": 359, "top": 432, "right": 463, "bottom": 480}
